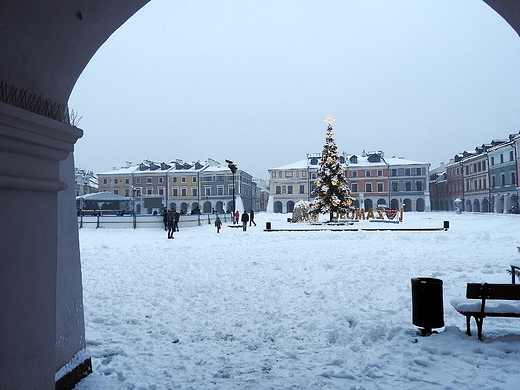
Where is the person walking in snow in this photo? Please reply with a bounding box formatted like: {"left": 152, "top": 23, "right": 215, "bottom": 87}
{"left": 173, "top": 210, "right": 180, "bottom": 231}
{"left": 234, "top": 210, "right": 240, "bottom": 225}
{"left": 215, "top": 216, "right": 222, "bottom": 233}
{"left": 249, "top": 209, "right": 257, "bottom": 226}
{"left": 162, "top": 207, "right": 168, "bottom": 231}
{"left": 241, "top": 210, "right": 249, "bottom": 231}
{"left": 166, "top": 209, "right": 175, "bottom": 239}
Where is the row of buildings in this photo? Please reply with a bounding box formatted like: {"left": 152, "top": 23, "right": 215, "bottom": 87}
{"left": 81, "top": 131, "right": 520, "bottom": 216}
{"left": 91, "top": 159, "right": 268, "bottom": 215}
{"left": 429, "top": 133, "right": 520, "bottom": 213}
{"left": 268, "top": 151, "right": 431, "bottom": 213}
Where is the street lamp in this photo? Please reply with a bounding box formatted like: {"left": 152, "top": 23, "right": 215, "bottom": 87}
{"left": 226, "top": 159, "right": 238, "bottom": 218}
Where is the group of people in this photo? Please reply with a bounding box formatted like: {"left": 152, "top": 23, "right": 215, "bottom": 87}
{"left": 163, "top": 207, "right": 257, "bottom": 237}
{"left": 162, "top": 207, "right": 180, "bottom": 239}
{"left": 214, "top": 209, "right": 256, "bottom": 232}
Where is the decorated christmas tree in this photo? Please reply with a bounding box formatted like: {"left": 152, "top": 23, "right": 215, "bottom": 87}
{"left": 309, "top": 116, "right": 355, "bottom": 222}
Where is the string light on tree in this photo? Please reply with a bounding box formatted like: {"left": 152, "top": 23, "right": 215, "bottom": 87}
{"left": 310, "top": 116, "right": 355, "bottom": 222}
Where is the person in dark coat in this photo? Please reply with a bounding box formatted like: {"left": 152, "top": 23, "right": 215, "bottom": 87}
{"left": 249, "top": 209, "right": 257, "bottom": 226}
{"left": 215, "top": 216, "right": 222, "bottom": 233}
{"left": 167, "top": 210, "right": 175, "bottom": 239}
{"left": 241, "top": 211, "right": 249, "bottom": 231}
{"left": 162, "top": 207, "right": 168, "bottom": 230}
{"left": 173, "top": 210, "right": 180, "bottom": 231}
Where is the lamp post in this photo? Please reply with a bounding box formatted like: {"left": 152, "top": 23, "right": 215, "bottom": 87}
{"left": 226, "top": 159, "right": 238, "bottom": 219}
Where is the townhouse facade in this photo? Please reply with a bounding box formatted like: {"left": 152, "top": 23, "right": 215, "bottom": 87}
{"left": 430, "top": 134, "right": 520, "bottom": 213}
{"left": 268, "top": 151, "right": 430, "bottom": 213}
{"left": 96, "top": 159, "right": 263, "bottom": 214}
{"left": 74, "top": 168, "right": 98, "bottom": 196}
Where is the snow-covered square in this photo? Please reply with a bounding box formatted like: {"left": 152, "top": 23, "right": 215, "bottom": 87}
{"left": 75, "top": 212, "right": 520, "bottom": 389}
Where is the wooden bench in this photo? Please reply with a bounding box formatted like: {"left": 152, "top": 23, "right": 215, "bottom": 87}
{"left": 451, "top": 283, "right": 520, "bottom": 340}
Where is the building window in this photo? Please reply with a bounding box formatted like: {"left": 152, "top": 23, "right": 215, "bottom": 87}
{"left": 192, "top": 176, "right": 197, "bottom": 183}
{"left": 146, "top": 177, "right": 152, "bottom": 184}
{"left": 416, "top": 181, "right": 423, "bottom": 191}
{"left": 158, "top": 177, "right": 163, "bottom": 184}
{"left": 365, "top": 183, "right": 372, "bottom": 192}
{"left": 299, "top": 185, "right": 305, "bottom": 194}
{"left": 377, "top": 182, "right": 383, "bottom": 192}
{"left": 285, "top": 171, "right": 293, "bottom": 178}
{"left": 182, "top": 177, "right": 186, "bottom": 183}
{"left": 377, "top": 170, "right": 383, "bottom": 176}
{"left": 125, "top": 178, "right": 130, "bottom": 184}
{"left": 405, "top": 168, "right": 411, "bottom": 176}
{"left": 490, "top": 157, "right": 495, "bottom": 166}
{"left": 192, "top": 188, "right": 198, "bottom": 196}
{"left": 482, "top": 160, "right": 486, "bottom": 170}
{"left": 228, "top": 185, "right": 234, "bottom": 195}
{"left": 352, "top": 171, "right": 358, "bottom": 178}
{"left": 351, "top": 183, "right": 358, "bottom": 192}
{"left": 500, "top": 154, "right": 504, "bottom": 164}
{"left": 113, "top": 189, "right": 119, "bottom": 195}
{"left": 114, "top": 178, "right": 118, "bottom": 184}
{"left": 271, "top": 172, "right": 276, "bottom": 178}
{"left": 392, "top": 181, "right": 398, "bottom": 191}
{"left": 159, "top": 188, "right": 164, "bottom": 196}
{"left": 391, "top": 169, "right": 397, "bottom": 177}
{"left": 146, "top": 188, "right": 153, "bottom": 195}
{"left": 288, "top": 185, "right": 293, "bottom": 194}
{"left": 366, "top": 171, "right": 371, "bottom": 177}
{"left": 217, "top": 187, "right": 224, "bottom": 195}
{"left": 135, "top": 178, "right": 141, "bottom": 184}
{"left": 302, "top": 171, "right": 307, "bottom": 178}
{"left": 103, "top": 178, "right": 108, "bottom": 184}
{"left": 416, "top": 168, "right": 422, "bottom": 175}
{"left": 276, "top": 186, "right": 281, "bottom": 194}
{"left": 173, "top": 177, "right": 177, "bottom": 183}
{"left": 405, "top": 181, "right": 412, "bottom": 191}
{"left": 181, "top": 188, "right": 187, "bottom": 196}
{"left": 172, "top": 188, "right": 178, "bottom": 196}
{"left": 205, "top": 187, "right": 211, "bottom": 196}
{"left": 511, "top": 151, "right": 515, "bottom": 161}
{"left": 512, "top": 171, "right": 516, "bottom": 185}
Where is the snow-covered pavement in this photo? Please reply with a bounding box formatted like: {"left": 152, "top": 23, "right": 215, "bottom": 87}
{"left": 74, "top": 212, "right": 520, "bottom": 389}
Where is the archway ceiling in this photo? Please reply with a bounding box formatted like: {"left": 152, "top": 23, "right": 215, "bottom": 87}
{"left": 483, "top": 0, "right": 520, "bottom": 37}
{"left": 0, "top": 0, "right": 149, "bottom": 104}
{"left": 0, "top": 1, "right": 519, "bottom": 107}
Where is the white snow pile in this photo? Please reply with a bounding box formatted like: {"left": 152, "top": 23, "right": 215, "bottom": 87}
{"left": 75, "top": 212, "right": 520, "bottom": 390}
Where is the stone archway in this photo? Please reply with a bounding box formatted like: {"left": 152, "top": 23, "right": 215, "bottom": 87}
{"left": 1, "top": 1, "right": 520, "bottom": 388}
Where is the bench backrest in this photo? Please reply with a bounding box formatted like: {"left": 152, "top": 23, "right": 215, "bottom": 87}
{"left": 467, "top": 283, "right": 520, "bottom": 300}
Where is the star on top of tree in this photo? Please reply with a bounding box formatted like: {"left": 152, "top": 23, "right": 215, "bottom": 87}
{"left": 323, "top": 115, "right": 336, "bottom": 125}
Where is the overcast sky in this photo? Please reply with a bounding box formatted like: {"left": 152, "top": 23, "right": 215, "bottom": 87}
{"left": 69, "top": 0, "right": 520, "bottom": 179}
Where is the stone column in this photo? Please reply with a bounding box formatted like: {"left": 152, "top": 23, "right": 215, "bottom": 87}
{"left": 0, "top": 102, "right": 83, "bottom": 389}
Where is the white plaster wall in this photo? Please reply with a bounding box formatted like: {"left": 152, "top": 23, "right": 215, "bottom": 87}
{"left": 56, "top": 153, "right": 87, "bottom": 372}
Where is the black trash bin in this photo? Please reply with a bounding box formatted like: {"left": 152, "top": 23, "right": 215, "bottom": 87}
{"left": 266, "top": 221, "right": 272, "bottom": 230}
{"left": 411, "top": 277, "right": 444, "bottom": 335}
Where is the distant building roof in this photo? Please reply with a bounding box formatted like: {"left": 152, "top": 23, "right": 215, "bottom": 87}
{"left": 76, "top": 192, "right": 131, "bottom": 201}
